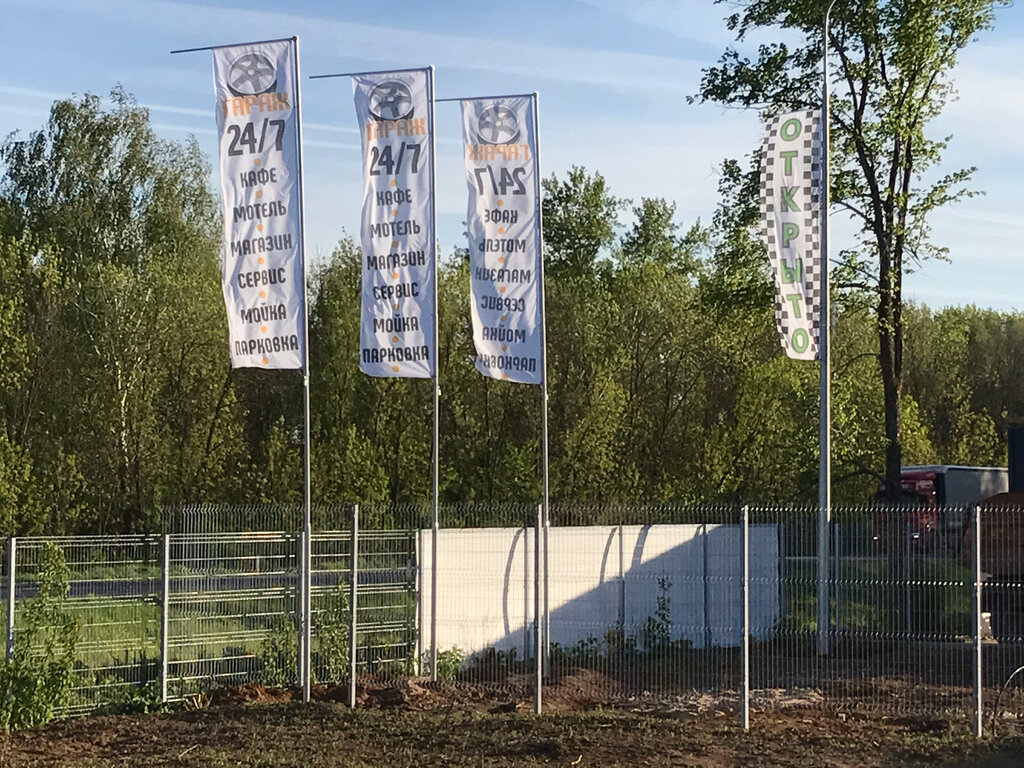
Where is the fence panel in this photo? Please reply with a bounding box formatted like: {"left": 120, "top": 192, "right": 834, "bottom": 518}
{"left": 753, "top": 506, "right": 979, "bottom": 716}
{"left": 3, "top": 501, "right": 1023, "bottom": 726}
{"left": 166, "top": 531, "right": 298, "bottom": 700}
{"left": 11, "top": 535, "right": 161, "bottom": 715}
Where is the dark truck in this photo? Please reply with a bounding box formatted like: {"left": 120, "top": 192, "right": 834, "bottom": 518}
{"left": 874, "top": 465, "right": 1008, "bottom": 550}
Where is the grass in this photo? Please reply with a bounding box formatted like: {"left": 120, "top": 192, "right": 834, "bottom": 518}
{"left": 782, "top": 554, "right": 973, "bottom": 637}
{"left": 11, "top": 580, "right": 417, "bottom": 713}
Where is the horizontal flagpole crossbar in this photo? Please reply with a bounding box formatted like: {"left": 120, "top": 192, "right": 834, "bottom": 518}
{"left": 170, "top": 36, "right": 297, "bottom": 55}
{"left": 309, "top": 66, "right": 431, "bottom": 80}
{"left": 436, "top": 93, "right": 537, "bottom": 103}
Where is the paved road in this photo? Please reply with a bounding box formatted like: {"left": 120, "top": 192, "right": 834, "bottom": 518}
{"left": 2, "top": 569, "right": 415, "bottom": 602}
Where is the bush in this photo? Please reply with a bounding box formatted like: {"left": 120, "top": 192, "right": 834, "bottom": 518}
{"left": 257, "top": 613, "right": 297, "bottom": 688}
{"left": 0, "top": 542, "right": 79, "bottom": 731}
{"left": 314, "top": 585, "right": 349, "bottom": 683}
{"left": 435, "top": 646, "right": 464, "bottom": 681}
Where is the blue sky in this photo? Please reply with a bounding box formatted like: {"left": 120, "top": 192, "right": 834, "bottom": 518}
{"left": 1, "top": 0, "right": 1021, "bottom": 309}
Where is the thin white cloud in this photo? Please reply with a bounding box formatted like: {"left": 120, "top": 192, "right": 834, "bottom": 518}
{"left": 572, "top": 0, "right": 737, "bottom": 48}
{"left": 4, "top": 0, "right": 706, "bottom": 93}
{"left": 151, "top": 121, "right": 215, "bottom": 136}
{"left": 0, "top": 104, "right": 50, "bottom": 121}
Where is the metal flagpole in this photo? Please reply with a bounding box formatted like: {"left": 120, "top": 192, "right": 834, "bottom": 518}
{"left": 533, "top": 92, "right": 551, "bottom": 675}
{"left": 309, "top": 64, "right": 436, "bottom": 678}
{"left": 436, "top": 89, "right": 547, "bottom": 675}
{"left": 435, "top": 92, "right": 537, "bottom": 103}
{"left": 292, "top": 35, "right": 314, "bottom": 703}
{"left": 172, "top": 32, "right": 313, "bottom": 699}
{"left": 169, "top": 36, "right": 296, "bottom": 54}
{"left": 428, "top": 66, "right": 441, "bottom": 683}
{"left": 817, "top": 1, "right": 836, "bottom": 657}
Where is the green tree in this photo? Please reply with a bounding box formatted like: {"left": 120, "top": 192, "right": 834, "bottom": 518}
{"left": 696, "top": 0, "right": 1006, "bottom": 500}
{"left": 543, "top": 166, "right": 624, "bottom": 276}
{"left": 308, "top": 237, "right": 390, "bottom": 504}
{"left": 0, "top": 88, "right": 242, "bottom": 532}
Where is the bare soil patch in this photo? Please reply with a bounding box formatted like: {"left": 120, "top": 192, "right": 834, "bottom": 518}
{"left": 1, "top": 671, "right": 1023, "bottom": 767}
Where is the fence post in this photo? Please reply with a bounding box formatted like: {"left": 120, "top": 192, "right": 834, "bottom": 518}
{"left": 160, "top": 534, "right": 170, "bottom": 703}
{"left": 430, "top": 502, "right": 438, "bottom": 682}
{"left": 741, "top": 506, "right": 750, "bottom": 730}
{"left": 973, "top": 504, "right": 983, "bottom": 738}
{"left": 415, "top": 529, "right": 423, "bottom": 675}
{"left": 543, "top": 505, "right": 550, "bottom": 678}
{"left": 702, "top": 522, "right": 711, "bottom": 650}
{"left": 296, "top": 530, "right": 306, "bottom": 694}
{"left": 534, "top": 504, "right": 542, "bottom": 714}
{"left": 618, "top": 524, "right": 626, "bottom": 632}
{"left": 349, "top": 504, "right": 359, "bottom": 709}
{"left": 303, "top": 522, "right": 312, "bottom": 704}
{"left": 832, "top": 521, "right": 841, "bottom": 635}
{"left": 5, "top": 537, "right": 15, "bottom": 660}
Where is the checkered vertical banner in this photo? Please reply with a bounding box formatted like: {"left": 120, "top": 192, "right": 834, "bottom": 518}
{"left": 760, "top": 109, "right": 822, "bottom": 361}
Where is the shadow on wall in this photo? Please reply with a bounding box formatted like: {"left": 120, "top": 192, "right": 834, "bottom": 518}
{"left": 418, "top": 523, "right": 779, "bottom": 659}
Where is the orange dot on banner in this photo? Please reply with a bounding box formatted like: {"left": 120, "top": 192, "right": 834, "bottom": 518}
{"left": 392, "top": 271, "right": 399, "bottom": 279}
{"left": 393, "top": 303, "right": 399, "bottom": 310}
{"left": 253, "top": 158, "right": 261, "bottom": 167}
{"left": 502, "top": 372, "right": 509, "bottom": 380}
{"left": 256, "top": 224, "right": 264, "bottom": 232}
{"left": 260, "top": 325, "right": 268, "bottom": 334}
{"left": 498, "top": 257, "right": 505, "bottom": 264}
{"left": 389, "top": 179, "right": 397, "bottom": 187}
{"left": 391, "top": 209, "right": 398, "bottom": 217}
{"left": 498, "top": 227, "right": 505, "bottom": 235}
{"left": 261, "top": 357, "right": 269, "bottom": 365}
{"left": 499, "top": 315, "right": 506, "bottom": 322}
{"left": 258, "top": 257, "right": 265, "bottom": 265}
{"left": 501, "top": 345, "right": 508, "bottom": 352}
{"left": 256, "top": 190, "right": 263, "bottom": 198}
{"left": 392, "top": 241, "right": 399, "bottom": 248}
{"left": 497, "top": 199, "right": 504, "bottom": 206}
{"left": 498, "top": 286, "right": 506, "bottom": 293}
{"left": 391, "top": 335, "right": 399, "bottom": 343}
{"left": 392, "top": 365, "right": 400, "bottom": 372}
{"left": 260, "top": 291, "right": 267, "bottom": 299}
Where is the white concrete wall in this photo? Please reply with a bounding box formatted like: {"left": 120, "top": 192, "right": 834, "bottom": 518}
{"left": 418, "top": 523, "right": 779, "bottom": 658}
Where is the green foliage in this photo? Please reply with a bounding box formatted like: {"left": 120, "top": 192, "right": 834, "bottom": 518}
{"left": 94, "top": 678, "right": 164, "bottom": 716}
{"left": 783, "top": 555, "right": 971, "bottom": 636}
{"left": 0, "top": 88, "right": 245, "bottom": 534}
{"left": 542, "top": 166, "right": 624, "bottom": 275}
{"left": 257, "top": 613, "right": 297, "bottom": 688}
{"left": 696, "top": 0, "right": 1007, "bottom": 500}
{"left": 314, "top": 585, "right": 350, "bottom": 684}
{"left": 434, "top": 646, "right": 465, "bottom": 681}
{"left": 0, "top": 543, "right": 78, "bottom": 731}
{"left": 1, "top": 84, "right": 1022, "bottom": 528}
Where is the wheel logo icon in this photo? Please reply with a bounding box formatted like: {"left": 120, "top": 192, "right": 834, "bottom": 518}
{"left": 368, "top": 81, "right": 414, "bottom": 122}
{"left": 227, "top": 53, "right": 277, "bottom": 96}
{"left": 476, "top": 105, "right": 520, "bottom": 145}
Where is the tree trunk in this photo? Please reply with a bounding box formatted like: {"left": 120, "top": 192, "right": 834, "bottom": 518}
{"left": 879, "top": 250, "right": 907, "bottom": 635}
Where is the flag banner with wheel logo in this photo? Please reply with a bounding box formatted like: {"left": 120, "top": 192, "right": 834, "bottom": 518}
{"left": 352, "top": 69, "right": 435, "bottom": 378}
{"left": 759, "top": 109, "right": 822, "bottom": 361}
{"left": 213, "top": 40, "right": 305, "bottom": 369}
{"left": 461, "top": 97, "right": 543, "bottom": 384}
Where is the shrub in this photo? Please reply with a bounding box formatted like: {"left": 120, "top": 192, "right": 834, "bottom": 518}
{"left": 257, "top": 613, "right": 297, "bottom": 688}
{"left": 0, "top": 542, "right": 79, "bottom": 731}
{"left": 435, "top": 646, "right": 464, "bottom": 681}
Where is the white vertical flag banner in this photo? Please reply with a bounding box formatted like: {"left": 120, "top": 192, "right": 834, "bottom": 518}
{"left": 760, "top": 109, "right": 822, "bottom": 361}
{"left": 461, "top": 97, "right": 542, "bottom": 384}
{"left": 213, "top": 40, "right": 305, "bottom": 369}
{"left": 352, "top": 70, "right": 435, "bottom": 378}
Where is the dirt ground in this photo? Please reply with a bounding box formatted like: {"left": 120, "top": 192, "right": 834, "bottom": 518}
{"left": 2, "top": 671, "right": 1024, "bottom": 767}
